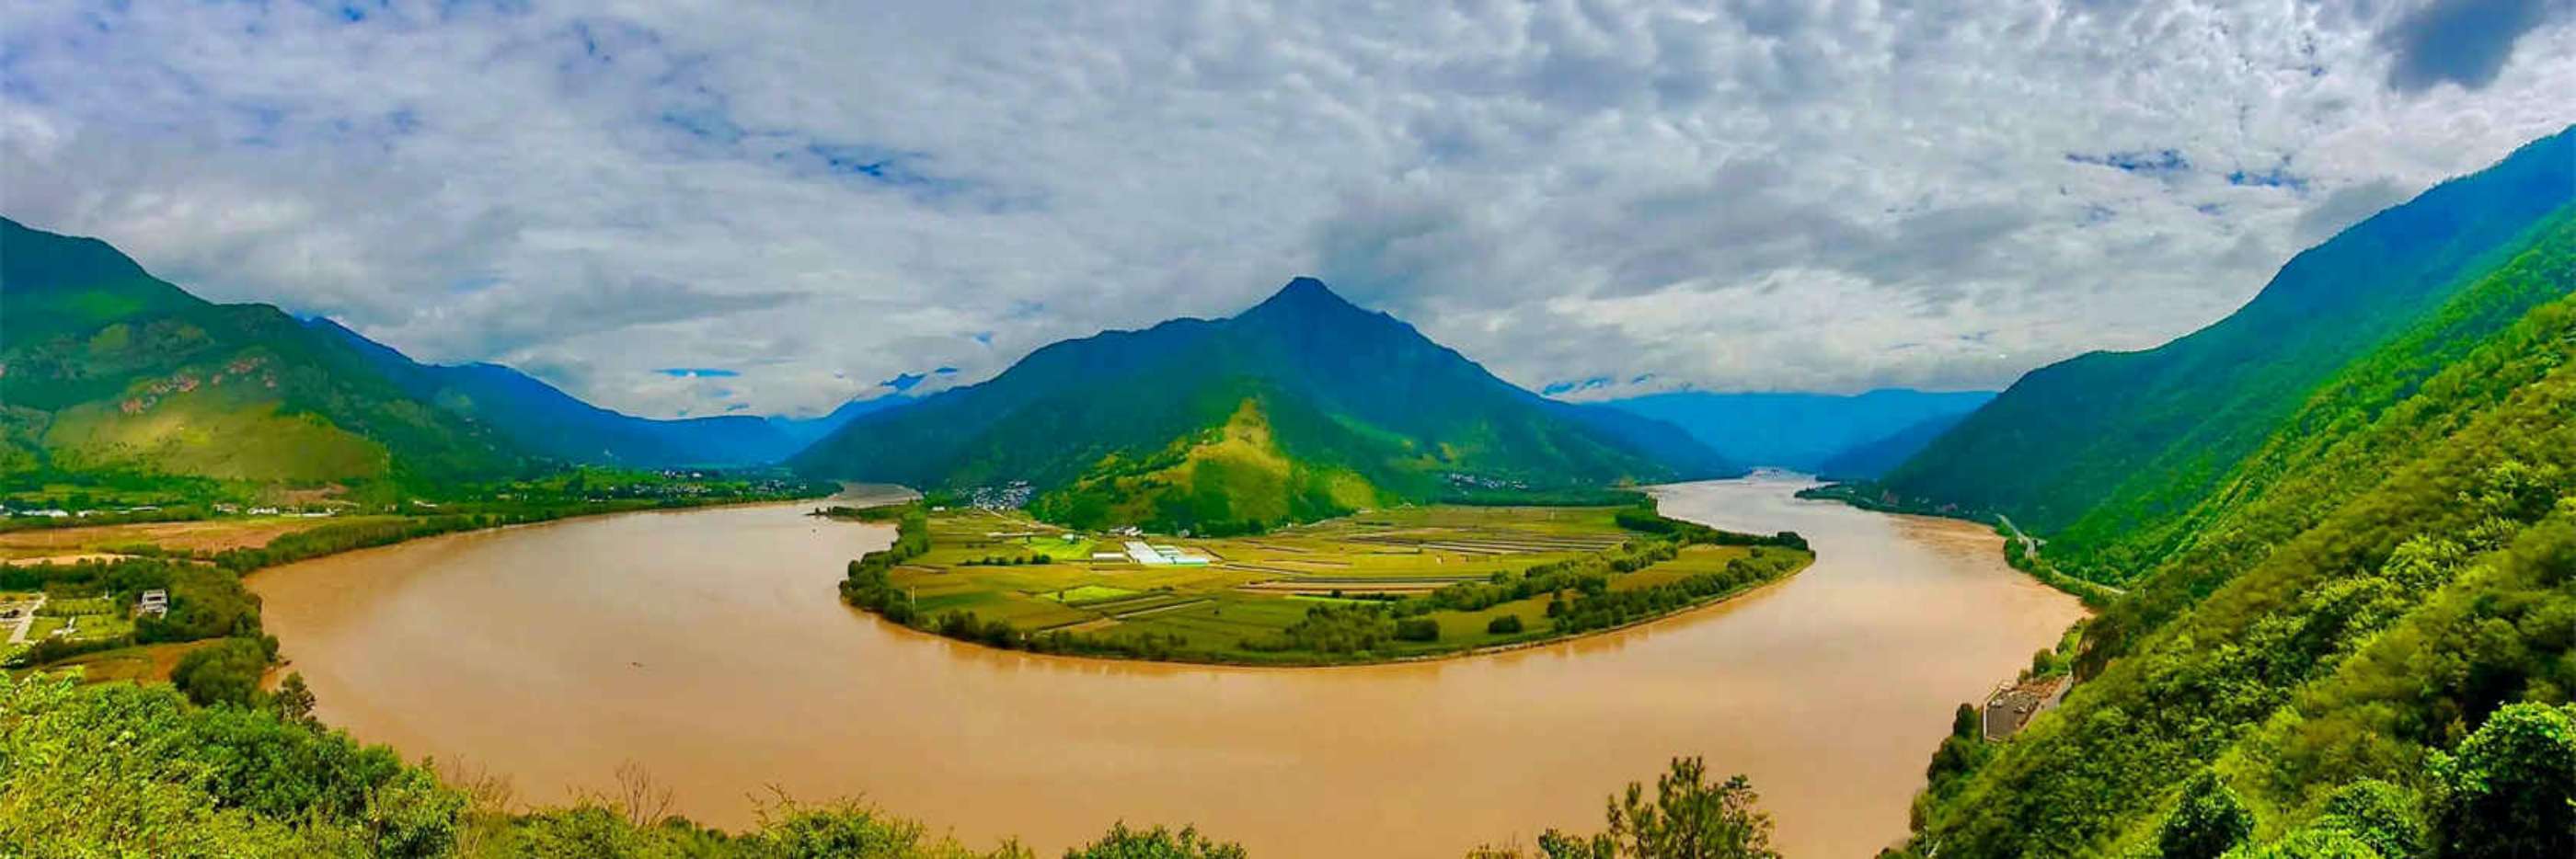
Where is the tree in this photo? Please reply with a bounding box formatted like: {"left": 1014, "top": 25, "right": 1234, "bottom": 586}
{"left": 1536, "top": 756, "right": 1778, "bottom": 859}
{"left": 1064, "top": 822, "right": 1247, "bottom": 858}
{"left": 1488, "top": 614, "right": 1525, "bottom": 635}
{"left": 171, "top": 636, "right": 269, "bottom": 707}
{"left": 2157, "top": 771, "right": 2253, "bottom": 859}
{"left": 2430, "top": 703, "right": 2576, "bottom": 858}
{"left": 272, "top": 672, "right": 316, "bottom": 724}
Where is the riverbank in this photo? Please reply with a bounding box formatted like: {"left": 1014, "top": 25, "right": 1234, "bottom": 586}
{"left": 242, "top": 475, "right": 2084, "bottom": 855}
{"left": 1793, "top": 482, "right": 2122, "bottom": 608}
{"left": 834, "top": 502, "right": 1816, "bottom": 666}
{"left": 6, "top": 481, "right": 851, "bottom": 677}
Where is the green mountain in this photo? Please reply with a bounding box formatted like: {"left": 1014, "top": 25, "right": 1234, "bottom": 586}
{"left": 1, "top": 217, "right": 523, "bottom": 487}
{"left": 304, "top": 317, "right": 892, "bottom": 468}
{"left": 790, "top": 278, "right": 1737, "bottom": 533}
{"left": 1878, "top": 126, "right": 2576, "bottom": 583}
{"left": 1900, "top": 131, "right": 2576, "bottom": 855}
{"left": 1811, "top": 410, "right": 1974, "bottom": 480}
{"left": 1, "top": 216, "right": 871, "bottom": 495}
{"left": 1595, "top": 388, "right": 1993, "bottom": 475}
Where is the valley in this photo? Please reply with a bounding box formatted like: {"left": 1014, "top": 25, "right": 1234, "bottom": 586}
{"left": 1, "top": 36, "right": 2569, "bottom": 853}
{"left": 239, "top": 475, "right": 2081, "bottom": 856}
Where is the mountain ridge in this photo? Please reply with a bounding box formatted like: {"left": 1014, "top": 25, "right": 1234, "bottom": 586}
{"left": 1595, "top": 388, "right": 1994, "bottom": 476}
{"left": 793, "top": 278, "right": 1738, "bottom": 533}
{"left": 1878, "top": 123, "right": 2576, "bottom": 565}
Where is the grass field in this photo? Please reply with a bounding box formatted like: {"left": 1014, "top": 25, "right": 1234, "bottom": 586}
{"left": 865, "top": 503, "right": 1812, "bottom": 663}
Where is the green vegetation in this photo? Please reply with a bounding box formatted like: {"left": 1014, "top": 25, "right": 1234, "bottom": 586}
{"left": 2, "top": 671, "right": 1141, "bottom": 857}
{"left": 1888, "top": 125, "right": 2576, "bottom": 858}
{"left": 1468, "top": 756, "right": 1779, "bottom": 859}
{"left": 839, "top": 500, "right": 1808, "bottom": 664}
{"left": 1875, "top": 126, "right": 2576, "bottom": 567}
{"left": 2, "top": 216, "right": 857, "bottom": 527}
{"left": 10, "top": 667, "right": 1814, "bottom": 857}
{"left": 793, "top": 278, "right": 1735, "bottom": 536}
{"left": 3, "top": 470, "right": 823, "bottom": 677}
{"left": 2, "top": 217, "right": 524, "bottom": 491}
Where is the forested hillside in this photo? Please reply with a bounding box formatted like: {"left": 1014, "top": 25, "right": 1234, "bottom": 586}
{"left": 1900, "top": 153, "right": 2576, "bottom": 857}
{"left": 3, "top": 217, "right": 865, "bottom": 500}
{"left": 1, "top": 217, "right": 526, "bottom": 488}
{"left": 794, "top": 279, "right": 1735, "bottom": 534}
{"left": 1878, "top": 127, "right": 2576, "bottom": 565}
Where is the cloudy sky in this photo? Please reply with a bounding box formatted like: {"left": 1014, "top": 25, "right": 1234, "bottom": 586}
{"left": 5, "top": 1, "right": 2572, "bottom": 418}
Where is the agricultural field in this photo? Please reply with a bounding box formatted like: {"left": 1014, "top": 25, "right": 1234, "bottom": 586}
{"left": 862, "top": 503, "right": 1812, "bottom": 663}
{"left": 0, "top": 514, "right": 404, "bottom": 562}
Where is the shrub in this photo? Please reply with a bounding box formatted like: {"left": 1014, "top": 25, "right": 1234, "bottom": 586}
{"left": 1486, "top": 614, "right": 1524, "bottom": 635}
{"left": 170, "top": 636, "right": 273, "bottom": 708}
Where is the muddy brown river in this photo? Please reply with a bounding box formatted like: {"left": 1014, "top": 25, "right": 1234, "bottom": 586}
{"left": 250, "top": 475, "right": 2085, "bottom": 857}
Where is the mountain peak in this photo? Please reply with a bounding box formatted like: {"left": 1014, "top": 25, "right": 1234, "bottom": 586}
{"left": 1240, "top": 277, "right": 1372, "bottom": 326}
{"left": 1259, "top": 276, "right": 1352, "bottom": 308}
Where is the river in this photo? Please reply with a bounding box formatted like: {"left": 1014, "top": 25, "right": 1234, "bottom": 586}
{"left": 249, "top": 475, "right": 2085, "bottom": 857}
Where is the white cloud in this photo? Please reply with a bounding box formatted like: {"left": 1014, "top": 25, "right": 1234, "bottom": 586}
{"left": 2, "top": 0, "right": 2570, "bottom": 416}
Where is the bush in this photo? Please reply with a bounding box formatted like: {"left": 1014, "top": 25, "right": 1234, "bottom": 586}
{"left": 1066, "top": 822, "right": 1248, "bottom": 858}
{"left": 2431, "top": 703, "right": 2576, "bottom": 858}
{"left": 1395, "top": 617, "right": 1441, "bottom": 642}
{"left": 170, "top": 636, "right": 275, "bottom": 708}
{"left": 1486, "top": 614, "right": 1524, "bottom": 635}
{"left": 2157, "top": 771, "right": 2253, "bottom": 859}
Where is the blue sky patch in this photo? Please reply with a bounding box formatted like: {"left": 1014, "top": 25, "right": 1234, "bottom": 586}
{"left": 2066, "top": 148, "right": 2191, "bottom": 176}
{"left": 1542, "top": 375, "right": 1615, "bottom": 395}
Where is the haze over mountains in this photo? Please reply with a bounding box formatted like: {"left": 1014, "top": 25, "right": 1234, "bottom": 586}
{"left": 1594, "top": 389, "right": 1994, "bottom": 478}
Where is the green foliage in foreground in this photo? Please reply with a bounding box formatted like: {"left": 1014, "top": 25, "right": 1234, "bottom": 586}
{"left": 1898, "top": 185, "right": 2576, "bottom": 856}
{"left": 1468, "top": 757, "right": 1778, "bottom": 859}
{"left": 8, "top": 670, "right": 1811, "bottom": 858}
{"left": 0, "top": 673, "right": 1144, "bottom": 857}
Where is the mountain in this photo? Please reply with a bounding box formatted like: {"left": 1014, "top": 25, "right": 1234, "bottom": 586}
{"left": 1901, "top": 136, "right": 2576, "bottom": 856}
{"left": 1595, "top": 389, "right": 1993, "bottom": 475}
{"left": 1811, "top": 410, "right": 1976, "bottom": 480}
{"left": 304, "top": 318, "right": 894, "bottom": 468}
{"left": 1, "top": 217, "right": 523, "bottom": 486}
{"left": 790, "top": 278, "right": 1738, "bottom": 533}
{"left": 1878, "top": 125, "right": 2576, "bottom": 578}
{"left": 2, "top": 216, "right": 876, "bottom": 493}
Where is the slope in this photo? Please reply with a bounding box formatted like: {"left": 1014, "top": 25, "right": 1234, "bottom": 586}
{"left": 792, "top": 278, "right": 1736, "bottom": 533}
{"left": 1812, "top": 410, "right": 1977, "bottom": 480}
{"left": 1879, "top": 126, "right": 2576, "bottom": 562}
{"left": 1903, "top": 178, "right": 2576, "bottom": 857}
{"left": 1, "top": 217, "right": 522, "bottom": 487}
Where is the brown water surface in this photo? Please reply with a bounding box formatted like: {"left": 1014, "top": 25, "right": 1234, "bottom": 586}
{"left": 251, "top": 475, "right": 2085, "bottom": 857}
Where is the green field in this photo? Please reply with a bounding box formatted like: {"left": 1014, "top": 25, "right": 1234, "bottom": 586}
{"left": 848, "top": 503, "right": 1813, "bottom": 664}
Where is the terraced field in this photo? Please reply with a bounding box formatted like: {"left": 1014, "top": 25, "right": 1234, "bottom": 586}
{"left": 868, "top": 503, "right": 1811, "bottom": 662}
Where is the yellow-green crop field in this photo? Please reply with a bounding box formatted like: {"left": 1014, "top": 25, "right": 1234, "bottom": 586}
{"left": 877, "top": 504, "right": 1810, "bottom": 662}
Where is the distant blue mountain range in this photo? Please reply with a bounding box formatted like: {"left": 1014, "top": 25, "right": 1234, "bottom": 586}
{"left": 1593, "top": 389, "right": 1995, "bottom": 477}
{"left": 305, "top": 317, "right": 906, "bottom": 468}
